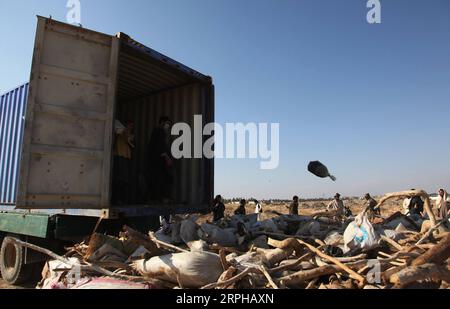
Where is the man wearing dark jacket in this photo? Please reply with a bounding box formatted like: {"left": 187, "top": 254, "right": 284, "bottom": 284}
{"left": 212, "top": 195, "right": 225, "bottom": 222}
{"left": 234, "top": 199, "right": 247, "bottom": 215}
{"left": 408, "top": 190, "right": 424, "bottom": 216}
{"left": 147, "top": 116, "right": 174, "bottom": 203}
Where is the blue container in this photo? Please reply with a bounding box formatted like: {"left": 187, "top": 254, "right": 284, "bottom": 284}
{"left": 0, "top": 83, "right": 28, "bottom": 205}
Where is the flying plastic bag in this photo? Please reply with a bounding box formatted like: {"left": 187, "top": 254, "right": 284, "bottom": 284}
{"left": 343, "top": 213, "right": 378, "bottom": 253}
{"left": 308, "top": 161, "right": 337, "bottom": 181}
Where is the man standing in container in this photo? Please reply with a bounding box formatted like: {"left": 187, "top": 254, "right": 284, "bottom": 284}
{"left": 147, "top": 116, "right": 174, "bottom": 204}
{"left": 112, "top": 120, "right": 135, "bottom": 205}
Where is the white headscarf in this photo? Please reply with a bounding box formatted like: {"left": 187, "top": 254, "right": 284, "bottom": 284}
{"left": 254, "top": 203, "right": 262, "bottom": 214}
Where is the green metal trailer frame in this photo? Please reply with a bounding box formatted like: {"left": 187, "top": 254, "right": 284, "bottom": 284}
{"left": 0, "top": 212, "right": 50, "bottom": 239}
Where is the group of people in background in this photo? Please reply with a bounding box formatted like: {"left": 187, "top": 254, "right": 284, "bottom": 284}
{"left": 211, "top": 188, "right": 450, "bottom": 224}
{"left": 401, "top": 189, "right": 450, "bottom": 220}
{"left": 211, "top": 196, "right": 263, "bottom": 223}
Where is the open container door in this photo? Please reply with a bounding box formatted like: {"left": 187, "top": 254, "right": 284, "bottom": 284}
{"left": 16, "top": 17, "right": 119, "bottom": 210}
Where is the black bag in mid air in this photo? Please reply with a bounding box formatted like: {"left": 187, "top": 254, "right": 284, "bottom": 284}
{"left": 308, "top": 161, "right": 336, "bottom": 181}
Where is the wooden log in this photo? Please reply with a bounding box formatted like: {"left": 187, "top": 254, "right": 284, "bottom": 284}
{"left": 382, "top": 265, "right": 405, "bottom": 283}
{"left": 259, "top": 266, "right": 279, "bottom": 289}
{"left": 296, "top": 239, "right": 367, "bottom": 286}
{"left": 268, "top": 237, "right": 303, "bottom": 254}
{"left": 380, "top": 235, "right": 404, "bottom": 252}
{"left": 390, "top": 263, "right": 450, "bottom": 287}
{"left": 433, "top": 232, "right": 450, "bottom": 241}
{"left": 278, "top": 265, "right": 339, "bottom": 286}
{"left": 148, "top": 232, "right": 189, "bottom": 253}
{"left": 331, "top": 254, "right": 367, "bottom": 263}
{"left": 315, "top": 239, "right": 327, "bottom": 247}
{"left": 123, "top": 225, "right": 162, "bottom": 255}
{"left": 378, "top": 250, "right": 420, "bottom": 263}
{"left": 201, "top": 268, "right": 252, "bottom": 289}
{"left": 86, "top": 233, "right": 124, "bottom": 259}
{"left": 268, "top": 252, "right": 314, "bottom": 274}
{"left": 279, "top": 258, "right": 380, "bottom": 287}
{"left": 9, "top": 238, "right": 146, "bottom": 282}
{"left": 218, "top": 266, "right": 237, "bottom": 286}
{"left": 209, "top": 244, "right": 245, "bottom": 254}
{"left": 92, "top": 261, "right": 134, "bottom": 273}
{"left": 305, "top": 279, "right": 318, "bottom": 289}
{"left": 219, "top": 249, "right": 231, "bottom": 270}
{"left": 416, "top": 220, "right": 449, "bottom": 245}
{"left": 412, "top": 233, "right": 450, "bottom": 266}
{"left": 398, "top": 235, "right": 420, "bottom": 246}
{"left": 254, "top": 231, "right": 315, "bottom": 241}
{"left": 255, "top": 248, "right": 293, "bottom": 268}
{"left": 311, "top": 209, "right": 341, "bottom": 219}
{"left": 416, "top": 244, "right": 438, "bottom": 250}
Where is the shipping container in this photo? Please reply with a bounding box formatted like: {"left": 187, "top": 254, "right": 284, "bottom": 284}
{"left": 1, "top": 16, "right": 214, "bottom": 218}
{"left": 0, "top": 84, "right": 28, "bottom": 205}
{"left": 0, "top": 16, "right": 216, "bottom": 286}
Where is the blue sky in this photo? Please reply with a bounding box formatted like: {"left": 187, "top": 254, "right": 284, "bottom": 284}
{"left": 1, "top": 0, "right": 449, "bottom": 199}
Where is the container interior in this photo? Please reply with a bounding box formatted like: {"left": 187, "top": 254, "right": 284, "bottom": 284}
{"left": 113, "top": 39, "right": 214, "bottom": 207}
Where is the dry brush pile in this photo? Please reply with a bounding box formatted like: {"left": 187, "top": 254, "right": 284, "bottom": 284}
{"left": 12, "top": 190, "right": 450, "bottom": 289}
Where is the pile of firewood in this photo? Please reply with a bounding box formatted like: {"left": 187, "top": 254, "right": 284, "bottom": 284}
{"left": 11, "top": 190, "right": 450, "bottom": 289}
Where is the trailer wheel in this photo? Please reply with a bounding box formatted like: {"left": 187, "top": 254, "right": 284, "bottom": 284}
{"left": 0, "top": 236, "right": 33, "bottom": 285}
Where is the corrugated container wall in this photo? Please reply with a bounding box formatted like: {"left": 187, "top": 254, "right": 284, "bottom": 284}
{"left": 0, "top": 84, "right": 28, "bottom": 205}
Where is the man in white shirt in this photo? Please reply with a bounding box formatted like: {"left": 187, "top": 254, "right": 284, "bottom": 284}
{"left": 431, "top": 189, "right": 450, "bottom": 219}
{"left": 254, "top": 199, "right": 263, "bottom": 221}
{"left": 402, "top": 197, "right": 412, "bottom": 215}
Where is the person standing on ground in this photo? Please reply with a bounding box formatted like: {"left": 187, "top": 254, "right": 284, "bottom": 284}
{"left": 408, "top": 189, "right": 424, "bottom": 216}
{"left": 254, "top": 199, "right": 263, "bottom": 221}
{"left": 364, "top": 193, "right": 380, "bottom": 218}
{"left": 288, "top": 196, "right": 300, "bottom": 215}
{"left": 211, "top": 195, "right": 225, "bottom": 223}
{"left": 433, "top": 189, "right": 450, "bottom": 220}
{"left": 234, "top": 199, "right": 247, "bottom": 215}
{"left": 327, "top": 193, "right": 345, "bottom": 215}
{"left": 402, "top": 196, "right": 412, "bottom": 215}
